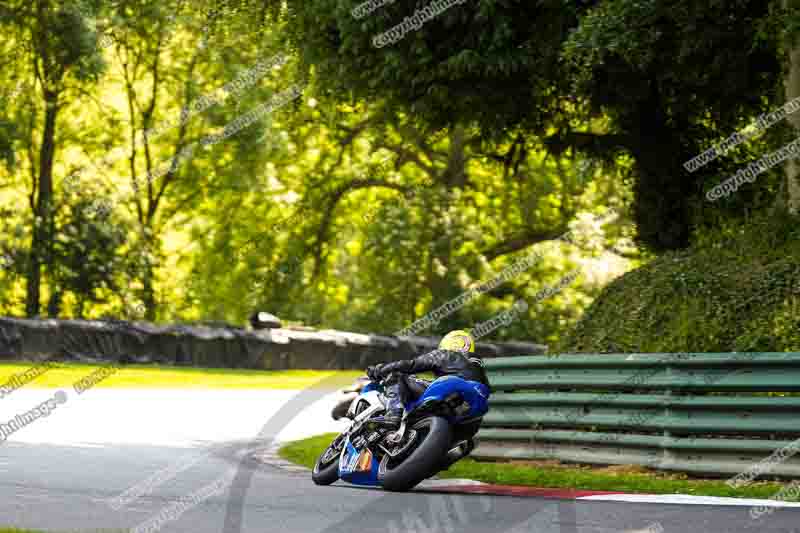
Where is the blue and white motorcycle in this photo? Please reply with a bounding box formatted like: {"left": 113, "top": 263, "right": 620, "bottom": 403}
{"left": 312, "top": 374, "right": 490, "bottom": 492}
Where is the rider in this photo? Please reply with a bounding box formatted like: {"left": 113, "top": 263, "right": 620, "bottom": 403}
{"left": 366, "top": 330, "right": 490, "bottom": 430}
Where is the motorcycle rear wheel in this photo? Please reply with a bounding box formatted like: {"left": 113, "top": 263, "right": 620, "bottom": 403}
{"left": 381, "top": 416, "right": 452, "bottom": 492}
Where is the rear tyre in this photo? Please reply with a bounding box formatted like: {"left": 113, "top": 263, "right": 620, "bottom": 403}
{"left": 312, "top": 435, "right": 344, "bottom": 486}
{"left": 381, "top": 416, "right": 452, "bottom": 492}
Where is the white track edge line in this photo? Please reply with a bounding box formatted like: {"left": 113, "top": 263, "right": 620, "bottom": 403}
{"left": 578, "top": 493, "right": 800, "bottom": 508}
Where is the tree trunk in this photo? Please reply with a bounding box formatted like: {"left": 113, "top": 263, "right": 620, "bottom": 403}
{"left": 141, "top": 236, "right": 157, "bottom": 322}
{"left": 25, "top": 93, "right": 59, "bottom": 317}
{"left": 142, "top": 267, "right": 157, "bottom": 322}
{"left": 626, "top": 88, "right": 693, "bottom": 251}
{"left": 444, "top": 125, "right": 467, "bottom": 187}
{"left": 784, "top": 0, "right": 800, "bottom": 213}
{"left": 47, "top": 287, "right": 62, "bottom": 317}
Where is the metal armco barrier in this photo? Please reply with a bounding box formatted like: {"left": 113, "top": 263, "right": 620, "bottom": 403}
{"left": 475, "top": 353, "right": 800, "bottom": 478}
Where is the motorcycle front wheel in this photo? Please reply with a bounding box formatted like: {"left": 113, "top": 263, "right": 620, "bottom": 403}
{"left": 380, "top": 416, "right": 452, "bottom": 492}
{"left": 312, "top": 434, "right": 344, "bottom": 485}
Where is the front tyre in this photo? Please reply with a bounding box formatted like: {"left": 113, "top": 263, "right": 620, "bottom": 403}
{"left": 381, "top": 416, "right": 452, "bottom": 492}
{"left": 312, "top": 434, "right": 344, "bottom": 486}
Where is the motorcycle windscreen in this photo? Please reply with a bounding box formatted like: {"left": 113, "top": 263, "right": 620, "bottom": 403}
{"left": 338, "top": 441, "right": 381, "bottom": 486}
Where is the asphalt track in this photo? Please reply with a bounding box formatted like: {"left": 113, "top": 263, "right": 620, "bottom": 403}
{"left": 1, "top": 389, "right": 800, "bottom": 532}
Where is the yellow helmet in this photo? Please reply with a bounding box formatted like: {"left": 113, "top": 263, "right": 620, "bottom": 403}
{"left": 438, "top": 330, "right": 475, "bottom": 353}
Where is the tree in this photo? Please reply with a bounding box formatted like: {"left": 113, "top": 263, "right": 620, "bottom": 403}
{"left": 61, "top": 0, "right": 287, "bottom": 321}
{"left": 230, "top": 0, "right": 795, "bottom": 251}
{"left": 563, "top": 0, "right": 784, "bottom": 250}
{"left": 0, "top": 0, "right": 105, "bottom": 316}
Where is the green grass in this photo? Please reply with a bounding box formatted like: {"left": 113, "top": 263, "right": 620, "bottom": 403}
{"left": 0, "top": 362, "right": 362, "bottom": 390}
{"left": 279, "top": 432, "right": 797, "bottom": 501}
{"left": 280, "top": 432, "right": 343, "bottom": 467}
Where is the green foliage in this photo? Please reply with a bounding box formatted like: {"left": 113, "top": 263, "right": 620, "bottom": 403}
{"left": 185, "top": 96, "right": 631, "bottom": 342}
{"left": 52, "top": 1, "right": 108, "bottom": 81}
{"left": 50, "top": 198, "right": 133, "bottom": 317}
{"left": 0, "top": 210, "right": 28, "bottom": 303}
{"left": 238, "top": 0, "right": 794, "bottom": 252}
{"left": 248, "top": 0, "right": 580, "bottom": 140}
{"left": 563, "top": 213, "right": 800, "bottom": 353}
{"left": 0, "top": 118, "right": 16, "bottom": 169}
{"left": 0, "top": 0, "right": 634, "bottom": 348}
{"left": 562, "top": 0, "right": 785, "bottom": 251}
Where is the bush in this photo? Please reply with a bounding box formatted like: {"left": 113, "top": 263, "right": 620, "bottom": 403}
{"left": 562, "top": 213, "right": 800, "bottom": 353}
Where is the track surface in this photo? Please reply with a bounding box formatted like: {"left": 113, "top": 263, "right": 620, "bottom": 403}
{"left": 1, "top": 389, "right": 799, "bottom": 532}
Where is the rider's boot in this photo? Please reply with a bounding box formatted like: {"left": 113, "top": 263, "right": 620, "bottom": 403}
{"left": 378, "top": 376, "right": 404, "bottom": 428}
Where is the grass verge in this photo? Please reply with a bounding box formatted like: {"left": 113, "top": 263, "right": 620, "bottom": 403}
{"left": 279, "top": 433, "right": 797, "bottom": 500}
{"left": 0, "top": 362, "right": 362, "bottom": 390}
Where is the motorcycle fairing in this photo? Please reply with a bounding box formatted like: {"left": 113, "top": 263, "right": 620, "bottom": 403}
{"left": 406, "top": 375, "right": 490, "bottom": 422}
{"left": 338, "top": 439, "right": 381, "bottom": 486}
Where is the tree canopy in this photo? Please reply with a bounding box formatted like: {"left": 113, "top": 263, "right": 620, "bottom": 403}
{"left": 242, "top": 0, "right": 797, "bottom": 250}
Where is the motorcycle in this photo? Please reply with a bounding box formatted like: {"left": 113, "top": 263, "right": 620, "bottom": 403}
{"left": 312, "top": 374, "right": 490, "bottom": 492}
